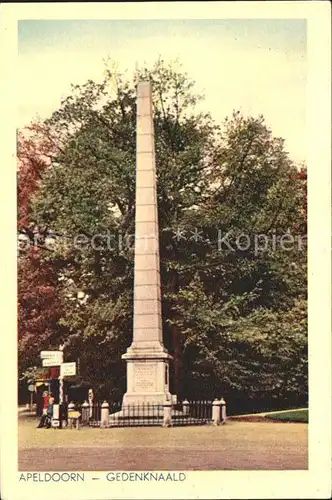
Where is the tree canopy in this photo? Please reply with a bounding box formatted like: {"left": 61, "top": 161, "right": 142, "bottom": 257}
{"left": 18, "top": 59, "right": 307, "bottom": 410}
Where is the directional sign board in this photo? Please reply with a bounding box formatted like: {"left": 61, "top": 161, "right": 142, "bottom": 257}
{"left": 42, "top": 358, "right": 62, "bottom": 367}
{"left": 40, "top": 351, "right": 63, "bottom": 360}
{"left": 60, "top": 362, "right": 76, "bottom": 377}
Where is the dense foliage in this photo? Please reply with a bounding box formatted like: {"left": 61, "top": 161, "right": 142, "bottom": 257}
{"left": 18, "top": 60, "right": 307, "bottom": 409}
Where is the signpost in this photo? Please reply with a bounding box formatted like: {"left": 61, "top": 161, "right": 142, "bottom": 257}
{"left": 42, "top": 358, "right": 62, "bottom": 367}
{"left": 60, "top": 362, "right": 76, "bottom": 377}
{"left": 40, "top": 351, "right": 64, "bottom": 360}
{"left": 41, "top": 351, "right": 63, "bottom": 368}
{"left": 40, "top": 349, "right": 76, "bottom": 410}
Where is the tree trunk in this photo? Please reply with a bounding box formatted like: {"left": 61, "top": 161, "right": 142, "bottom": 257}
{"left": 171, "top": 323, "right": 184, "bottom": 398}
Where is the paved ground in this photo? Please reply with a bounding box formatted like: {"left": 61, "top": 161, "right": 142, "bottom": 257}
{"left": 18, "top": 414, "right": 308, "bottom": 471}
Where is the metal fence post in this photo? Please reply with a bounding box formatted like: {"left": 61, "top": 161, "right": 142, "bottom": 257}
{"left": 212, "top": 398, "right": 221, "bottom": 425}
{"left": 163, "top": 400, "right": 172, "bottom": 427}
{"left": 100, "top": 401, "right": 109, "bottom": 428}
{"left": 182, "top": 399, "right": 189, "bottom": 415}
{"left": 81, "top": 401, "right": 89, "bottom": 425}
{"left": 220, "top": 397, "right": 227, "bottom": 424}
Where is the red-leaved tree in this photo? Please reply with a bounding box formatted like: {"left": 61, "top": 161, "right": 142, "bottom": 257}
{"left": 17, "top": 126, "right": 63, "bottom": 374}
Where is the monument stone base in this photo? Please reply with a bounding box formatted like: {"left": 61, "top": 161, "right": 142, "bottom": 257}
{"left": 109, "top": 344, "right": 174, "bottom": 423}
{"left": 122, "top": 345, "right": 172, "bottom": 404}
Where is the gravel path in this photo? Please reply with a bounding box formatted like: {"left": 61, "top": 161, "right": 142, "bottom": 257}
{"left": 18, "top": 417, "right": 308, "bottom": 471}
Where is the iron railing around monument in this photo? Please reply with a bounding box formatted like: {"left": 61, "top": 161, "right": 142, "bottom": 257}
{"left": 70, "top": 401, "right": 164, "bottom": 427}
{"left": 65, "top": 402, "right": 102, "bottom": 427}
{"left": 171, "top": 400, "right": 213, "bottom": 426}
{"left": 89, "top": 402, "right": 102, "bottom": 426}
{"left": 67, "top": 400, "right": 215, "bottom": 427}
{"left": 108, "top": 402, "right": 164, "bottom": 427}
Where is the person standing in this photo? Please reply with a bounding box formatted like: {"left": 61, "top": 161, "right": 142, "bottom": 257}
{"left": 47, "top": 395, "right": 55, "bottom": 427}
{"left": 37, "top": 392, "right": 53, "bottom": 428}
{"left": 42, "top": 391, "right": 50, "bottom": 416}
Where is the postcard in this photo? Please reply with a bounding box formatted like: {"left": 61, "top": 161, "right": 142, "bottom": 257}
{"left": 0, "top": 2, "right": 331, "bottom": 499}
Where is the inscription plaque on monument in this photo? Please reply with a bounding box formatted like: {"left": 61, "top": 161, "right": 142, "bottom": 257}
{"left": 134, "top": 363, "right": 156, "bottom": 392}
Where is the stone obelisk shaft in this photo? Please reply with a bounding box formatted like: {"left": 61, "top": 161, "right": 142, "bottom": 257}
{"left": 121, "top": 81, "right": 171, "bottom": 406}
{"left": 132, "top": 81, "right": 164, "bottom": 351}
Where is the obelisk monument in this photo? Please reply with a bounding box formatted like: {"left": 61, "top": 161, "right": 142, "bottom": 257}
{"left": 121, "top": 81, "right": 172, "bottom": 405}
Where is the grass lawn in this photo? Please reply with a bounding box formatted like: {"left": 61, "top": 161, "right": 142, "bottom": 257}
{"left": 264, "top": 408, "right": 308, "bottom": 423}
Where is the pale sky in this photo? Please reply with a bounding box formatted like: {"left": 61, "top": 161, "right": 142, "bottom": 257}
{"left": 18, "top": 19, "right": 306, "bottom": 163}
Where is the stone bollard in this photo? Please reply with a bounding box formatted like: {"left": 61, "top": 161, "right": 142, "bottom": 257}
{"left": 100, "top": 401, "right": 109, "bottom": 428}
{"left": 68, "top": 402, "right": 75, "bottom": 429}
{"left": 220, "top": 397, "right": 227, "bottom": 424}
{"left": 163, "top": 400, "right": 172, "bottom": 427}
{"left": 182, "top": 399, "right": 190, "bottom": 415}
{"left": 59, "top": 403, "right": 67, "bottom": 429}
{"left": 52, "top": 404, "right": 60, "bottom": 428}
{"left": 81, "top": 401, "right": 90, "bottom": 425}
{"left": 212, "top": 399, "right": 221, "bottom": 426}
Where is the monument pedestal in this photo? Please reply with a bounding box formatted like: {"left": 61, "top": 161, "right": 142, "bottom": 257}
{"left": 121, "top": 345, "right": 172, "bottom": 405}
{"left": 109, "top": 345, "right": 173, "bottom": 423}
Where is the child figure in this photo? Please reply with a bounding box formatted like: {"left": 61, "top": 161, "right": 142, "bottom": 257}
{"left": 47, "top": 396, "right": 55, "bottom": 419}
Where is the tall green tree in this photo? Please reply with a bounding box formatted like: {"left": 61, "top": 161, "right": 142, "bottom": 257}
{"left": 19, "top": 59, "right": 307, "bottom": 407}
